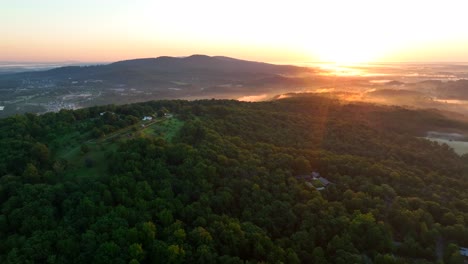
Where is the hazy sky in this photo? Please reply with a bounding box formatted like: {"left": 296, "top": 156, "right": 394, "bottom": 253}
{"left": 2, "top": 0, "right": 468, "bottom": 63}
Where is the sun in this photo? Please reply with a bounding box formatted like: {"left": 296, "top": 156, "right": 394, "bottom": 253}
{"left": 305, "top": 33, "right": 388, "bottom": 65}
{"left": 312, "top": 41, "right": 383, "bottom": 64}
{"left": 316, "top": 47, "right": 376, "bottom": 65}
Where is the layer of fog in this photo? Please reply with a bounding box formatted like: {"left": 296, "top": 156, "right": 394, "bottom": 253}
{"left": 238, "top": 63, "right": 468, "bottom": 118}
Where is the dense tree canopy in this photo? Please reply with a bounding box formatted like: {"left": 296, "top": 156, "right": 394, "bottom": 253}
{"left": 0, "top": 95, "right": 467, "bottom": 263}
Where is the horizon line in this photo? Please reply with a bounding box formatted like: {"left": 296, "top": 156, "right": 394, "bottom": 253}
{"left": 2, "top": 55, "right": 468, "bottom": 66}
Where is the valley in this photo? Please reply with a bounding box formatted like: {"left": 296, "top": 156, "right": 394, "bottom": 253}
{"left": 2, "top": 56, "right": 468, "bottom": 119}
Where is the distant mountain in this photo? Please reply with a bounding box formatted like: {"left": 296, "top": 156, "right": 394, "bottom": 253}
{"left": 0, "top": 61, "right": 87, "bottom": 74}
{"left": 111, "top": 55, "right": 303, "bottom": 73}
{"left": 0, "top": 55, "right": 318, "bottom": 117}
{"left": 9, "top": 55, "right": 312, "bottom": 83}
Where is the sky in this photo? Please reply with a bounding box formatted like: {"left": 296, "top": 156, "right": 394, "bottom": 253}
{"left": 2, "top": 0, "right": 468, "bottom": 64}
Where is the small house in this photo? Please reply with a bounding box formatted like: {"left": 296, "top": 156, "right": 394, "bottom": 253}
{"left": 312, "top": 171, "right": 320, "bottom": 178}
{"left": 295, "top": 171, "right": 333, "bottom": 191}
{"left": 318, "top": 177, "right": 331, "bottom": 186}
{"left": 142, "top": 116, "right": 153, "bottom": 121}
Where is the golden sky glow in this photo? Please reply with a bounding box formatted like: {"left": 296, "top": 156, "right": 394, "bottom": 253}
{"left": 2, "top": 0, "right": 468, "bottom": 63}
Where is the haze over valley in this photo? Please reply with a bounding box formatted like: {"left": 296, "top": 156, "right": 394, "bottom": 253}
{"left": 3, "top": 56, "right": 468, "bottom": 157}
{"left": 2, "top": 56, "right": 468, "bottom": 118}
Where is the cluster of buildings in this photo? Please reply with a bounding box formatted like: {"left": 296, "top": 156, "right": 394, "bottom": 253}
{"left": 44, "top": 101, "right": 77, "bottom": 112}
{"left": 142, "top": 113, "right": 172, "bottom": 121}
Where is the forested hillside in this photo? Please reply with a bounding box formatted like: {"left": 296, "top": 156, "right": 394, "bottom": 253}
{"left": 1, "top": 94, "right": 467, "bottom": 263}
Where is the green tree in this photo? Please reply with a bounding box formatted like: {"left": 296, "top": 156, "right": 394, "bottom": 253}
{"left": 22, "top": 163, "right": 40, "bottom": 183}
{"left": 81, "top": 144, "right": 90, "bottom": 154}
{"left": 285, "top": 248, "right": 300, "bottom": 264}
{"left": 32, "top": 142, "right": 50, "bottom": 165}
{"left": 93, "top": 242, "right": 121, "bottom": 264}
{"left": 444, "top": 243, "right": 464, "bottom": 264}
{"left": 167, "top": 244, "right": 185, "bottom": 264}
{"left": 292, "top": 156, "right": 311, "bottom": 174}
{"left": 139, "top": 221, "right": 156, "bottom": 246}
{"left": 349, "top": 213, "right": 391, "bottom": 253}
{"left": 129, "top": 243, "right": 144, "bottom": 262}
{"left": 312, "top": 247, "right": 328, "bottom": 264}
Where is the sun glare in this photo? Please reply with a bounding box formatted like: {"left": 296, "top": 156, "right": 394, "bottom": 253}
{"left": 310, "top": 39, "right": 385, "bottom": 65}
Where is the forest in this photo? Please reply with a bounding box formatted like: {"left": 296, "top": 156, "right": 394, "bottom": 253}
{"left": 0, "top": 94, "right": 467, "bottom": 263}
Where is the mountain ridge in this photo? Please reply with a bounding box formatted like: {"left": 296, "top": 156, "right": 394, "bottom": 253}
{"left": 11, "top": 55, "right": 310, "bottom": 79}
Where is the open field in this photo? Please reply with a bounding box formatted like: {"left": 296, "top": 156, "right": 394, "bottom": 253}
{"left": 141, "top": 117, "right": 183, "bottom": 142}
{"left": 52, "top": 116, "right": 183, "bottom": 180}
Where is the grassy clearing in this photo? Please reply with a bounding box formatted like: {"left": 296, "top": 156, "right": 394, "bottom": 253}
{"left": 54, "top": 117, "right": 183, "bottom": 180}
{"left": 53, "top": 128, "right": 121, "bottom": 180}
{"left": 53, "top": 131, "right": 88, "bottom": 159}
{"left": 62, "top": 142, "right": 118, "bottom": 179}
{"left": 141, "top": 117, "right": 184, "bottom": 142}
